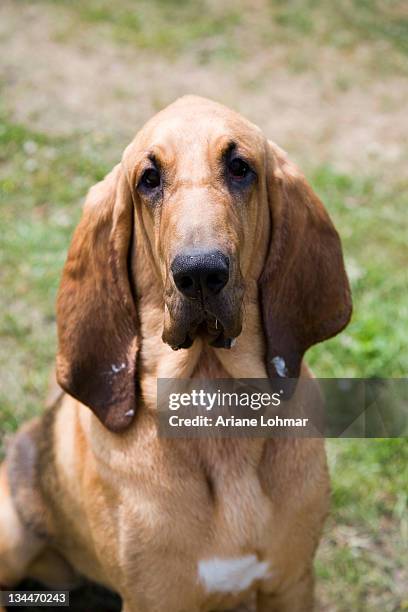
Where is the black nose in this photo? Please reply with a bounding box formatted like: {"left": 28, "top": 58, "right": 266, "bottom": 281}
{"left": 171, "top": 250, "right": 230, "bottom": 300}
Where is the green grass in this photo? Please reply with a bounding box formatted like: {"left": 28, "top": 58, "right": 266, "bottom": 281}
{"left": 45, "top": 0, "right": 242, "bottom": 61}
{"left": 0, "top": 116, "right": 112, "bottom": 438}
{"left": 307, "top": 166, "right": 408, "bottom": 378}
{"left": 270, "top": 0, "right": 408, "bottom": 55}
{"left": 318, "top": 439, "right": 408, "bottom": 611}
{"left": 29, "top": 0, "right": 408, "bottom": 73}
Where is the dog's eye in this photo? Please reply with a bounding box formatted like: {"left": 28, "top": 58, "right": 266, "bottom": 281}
{"left": 140, "top": 168, "right": 161, "bottom": 189}
{"left": 228, "top": 157, "right": 250, "bottom": 180}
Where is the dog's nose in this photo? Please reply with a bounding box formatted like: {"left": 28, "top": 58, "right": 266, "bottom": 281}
{"left": 171, "top": 250, "right": 230, "bottom": 300}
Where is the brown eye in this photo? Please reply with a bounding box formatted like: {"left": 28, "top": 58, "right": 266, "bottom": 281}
{"left": 140, "top": 168, "right": 161, "bottom": 189}
{"left": 228, "top": 157, "right": 250, "bottom": 180}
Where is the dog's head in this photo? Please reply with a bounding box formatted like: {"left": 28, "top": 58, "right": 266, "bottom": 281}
{"left": 56, "top": 96, "right": 352, "bottom": 431}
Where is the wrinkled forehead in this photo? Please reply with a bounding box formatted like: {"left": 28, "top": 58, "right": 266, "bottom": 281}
{"left": 125, "top": 98, "right": 265, "bottom": 169}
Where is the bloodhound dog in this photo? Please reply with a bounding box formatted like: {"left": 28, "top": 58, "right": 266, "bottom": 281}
{"left": 0, "top": 96, "right": 351, "bottom": 611}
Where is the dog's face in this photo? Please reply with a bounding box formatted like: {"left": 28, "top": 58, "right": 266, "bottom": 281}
{"left": 128, "top": 98, "right": 268, "bottom": 351}
{"left": 56, "top": 96, "right": 352, "bottom": 432}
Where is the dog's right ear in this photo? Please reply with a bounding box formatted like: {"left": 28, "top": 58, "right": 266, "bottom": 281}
{"left": 259, "top": 141, "right": 352, "bottom": 390}
{"left": 56, "top": 162, "right": 140, "bottom": 432}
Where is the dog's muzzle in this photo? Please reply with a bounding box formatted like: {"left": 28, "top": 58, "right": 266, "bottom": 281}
{"left": 163, "top": 249, "right": 241, "bottom": 350}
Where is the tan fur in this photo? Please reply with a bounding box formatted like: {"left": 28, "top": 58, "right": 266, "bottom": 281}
{"left": 0, "top": 96, "right": 351, "bottom": 611}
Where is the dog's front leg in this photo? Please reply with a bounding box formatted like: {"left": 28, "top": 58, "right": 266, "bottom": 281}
{"left": 256, "top": 568, "right": 315, "bottom": 612}
{"left": 0, "top": 463, "right": 44, "bottom": 587}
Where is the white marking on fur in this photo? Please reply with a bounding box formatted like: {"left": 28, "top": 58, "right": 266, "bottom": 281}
{"left": 271, "top": 356, "right": 287, "bottom": 377}
{"left": 111, "top": 362, "right": 126, "bottom": 373}
{"left": 198, "top": 555, "right": 270, "bottom": 593}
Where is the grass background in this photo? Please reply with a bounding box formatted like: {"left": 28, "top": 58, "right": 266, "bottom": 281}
{"left": 0, "top": 0, "right": 407, "bottom": 610}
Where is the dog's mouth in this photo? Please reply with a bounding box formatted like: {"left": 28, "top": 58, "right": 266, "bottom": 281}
{"left": 162, "top": 299, "right": 242, "bottom": 351}
{"left": 162, "top": 263, "right": 244, "bottom": 351}
{"left": 172, "top": 312, "right": 237, "bottom": 350}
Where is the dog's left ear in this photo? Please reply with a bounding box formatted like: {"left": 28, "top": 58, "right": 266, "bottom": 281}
{"left": 259, "top": 141, "right": 352, "bottom": 386}
{"left": 56, "top": 161, "right": 140, "bottom": 432}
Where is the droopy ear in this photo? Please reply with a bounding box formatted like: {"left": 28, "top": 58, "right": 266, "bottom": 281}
{"left": 260, "top": 141, "right": 352, "bottom": 387}
{"left": 56, "top": 163, "right": 140, "bottom": 432}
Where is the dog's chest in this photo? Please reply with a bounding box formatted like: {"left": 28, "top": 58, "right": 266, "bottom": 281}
{"left": 125, "top": 441, "right": 274, "bottom": 602}
{"left": 195, "top": 459, "right": 273, "bottom": 595}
